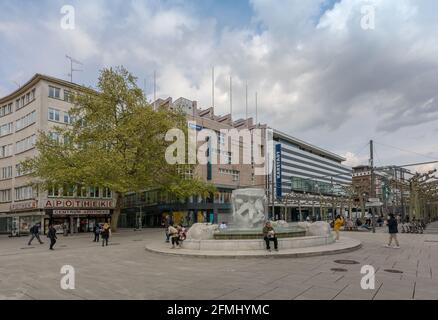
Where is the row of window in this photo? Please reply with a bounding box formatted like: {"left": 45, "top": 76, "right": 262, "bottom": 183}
{"left": 0, "top": 186, "right": 34, "bottom": 203}
{"left": 49, "top": 86, "right": 73, "bottom": 103}
{"left": 16, "top": 110, "right": 36, "bottom": 131}
{"left": 0, "top": 134, "right": 36, "bottom": 158}
{"left": 219, "top": 168, "right": 240, "bottom": 181}
{"left": 16, "top": 135, "right": 36, "bottom": 154}
{"left": 47, "top": 185, "right": 112, "bottom": 199}
{"left": 0, "top": 123, "right": 13, "bottom": 137}
{"left": 0, "top": 110, "right": 36, "bottom": 138}
{"left": 0, "top": 88, "right": 36, "bottom": 118}
{"left": 48, "top": 107, "right": 73, "bottom": 124}
{"left": 0, "top": 164, "right": 31, "bottom": 180}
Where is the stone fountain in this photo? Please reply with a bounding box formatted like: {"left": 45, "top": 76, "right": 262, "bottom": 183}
{"left": 146, "top": 188, "right": 362, "bottom": 256}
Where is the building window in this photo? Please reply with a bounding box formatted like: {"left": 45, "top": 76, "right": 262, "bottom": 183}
{"left": 15, "top": 163, "right": 31, "bottom": 177}
{"left": 48, "top": 107, "right": 60, "bottom": 122}
{"left": 48, "top": 86, "right": 61, "bottom": 99}
{"left": 0, "top": 189, "right": 11, "bottom": 203}
{"left": 15, "top": 186, "right": 33, "bottom": 201}
{"left": 16, "top": 135, "right": 36, "bottom": 154}
{"left": 89, "top": 186, "right": 100, "bottom": 198}
{"left": 62, "top": 184, "right": 75, "bottom": 197}
{"left": 63, "top": 112, "right": 72, "bottom": 124}
{"left": 47, "top": 184, "right": 60, "bottom": 197}
{"left": 0, "top": 166, "right": 12, "bottom": 180}
{"left": 102, "top": 188, "right": 112, "bottom": 198}
{"left": 219, "top": 168, "right": 240, "bottom": 181}
{"left": 0, "top": 122, "right": 13, "bottom": 137}
{"left": 0, "top": 104, "right": 13, "bottom": 117}
{"left": 15, "top": 99, "right": 20, "bottom": 110}
{"left": 49, "top": 132, "right": 60, "bottom": 143}
{"left": 0, "top": 144, "right": 13, "bottom": 158}
{"left": 16, "top": 110, "right": 36, "bottom": 131}
{"left": 64, "top": 90, "right": 73, "bottom": 103}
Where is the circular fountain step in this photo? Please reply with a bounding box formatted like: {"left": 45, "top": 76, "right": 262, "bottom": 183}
{"left": 213, "top": 227, "right": 306, "bottom": 240}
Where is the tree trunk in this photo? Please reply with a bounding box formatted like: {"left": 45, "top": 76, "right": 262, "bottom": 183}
{"left": 111, "top": 192, "right": 123, "bottom": 232}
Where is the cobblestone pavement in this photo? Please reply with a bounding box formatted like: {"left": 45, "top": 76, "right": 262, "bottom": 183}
{"left": 0, "top": 227, "right": 437, "bottom": 300}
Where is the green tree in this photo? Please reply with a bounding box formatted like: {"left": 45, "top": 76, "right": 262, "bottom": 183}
{"left": 23, "top": 67, "right": 214, "bottom": 231}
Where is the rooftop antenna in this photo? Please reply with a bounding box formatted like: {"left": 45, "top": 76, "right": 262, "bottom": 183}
{"left": 245, "top": 81, "right": 248, "bottom": 124}
{"left": 212, "top": 66, "right": 215, "bottom": 114}
{"left": 65, "top": 55, "right": 83, "bottom": 83}
{"left": 229, "top": 75, "right": 232, "bottom": 120}
{"left": 153, "top": 70, "right": 156, "bottom": 110}
{"left": 255, "top": 91, "right": 258, "bottom": 126}
{"left": 143, "top": 78, "right": 147, "bottom": 101}
{"left": 13, "top": 81, "right": 21, "bottom": 88}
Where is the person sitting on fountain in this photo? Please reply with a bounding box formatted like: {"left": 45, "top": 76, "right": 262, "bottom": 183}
{"left": 262, "top": 221, "right": 278, "bottom": 252}
{"left": 219, "top": 221, "right": 228, "bottom": 230}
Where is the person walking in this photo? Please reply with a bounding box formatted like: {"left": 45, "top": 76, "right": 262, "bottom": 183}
{"left": 385, "top": 213, "right": 400, "bottom": 248}
{"left": 164, "top": 215, "right": 171, "bottom": 243}
{"left": 93, "top": 223, "right": 101, "bottom": 242}
{"left": 28, "top": 223, "right": 44, "bottom": 245}
{"left": 263, "top": 221, "right": 278, "bottom": 252}
{"left": 47, "top": 224, "right": 57, "bottom": 250}
{"left": 101, "top": 223, "right": 111, "bottom": 247}
{"left": 333, "top": 214, "right": 344, "bottom": 241}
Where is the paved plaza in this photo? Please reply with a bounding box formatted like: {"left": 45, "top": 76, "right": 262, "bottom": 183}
{"left": 1, "top": 225, "right": 438, "bottom": 300}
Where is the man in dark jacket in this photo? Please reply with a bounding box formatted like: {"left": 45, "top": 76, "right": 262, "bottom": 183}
{"left": 93, "top": 224, "right": 100, "bottom": 242}
{"left": 47, "top": 225, "right": 57, "bottom": 250}
{"left": 262, "top": 221, "right": 278, "bottom": 252}
{"left": 28, "top": 223, "right": 44, "bottom": 245}
{"left": 385, "top": 213, "right": 400, "bottom": 248}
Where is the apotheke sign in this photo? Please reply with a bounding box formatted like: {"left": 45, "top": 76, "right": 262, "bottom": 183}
{"left": 44, "top": 199, "right": 115, "bottom": 209}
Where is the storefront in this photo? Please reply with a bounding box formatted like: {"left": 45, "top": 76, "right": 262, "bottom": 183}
{"left": 42, "top": 198, "right": 114, "bottom": 234}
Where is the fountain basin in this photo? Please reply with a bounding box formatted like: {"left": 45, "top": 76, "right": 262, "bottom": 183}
{"left": 183, "top": 234, "right": 335, "bottom": 251}
{"left": 213, "top": 227, "right": 306, "bottom": 240}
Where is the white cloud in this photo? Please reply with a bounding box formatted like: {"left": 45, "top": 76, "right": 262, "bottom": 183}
{"left": 1, "top": 0, "right": 438, "bottom": 171}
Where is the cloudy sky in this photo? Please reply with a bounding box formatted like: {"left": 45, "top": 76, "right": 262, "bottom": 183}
{"left": 1, "top": 0, "right": 438, "bottom": 172}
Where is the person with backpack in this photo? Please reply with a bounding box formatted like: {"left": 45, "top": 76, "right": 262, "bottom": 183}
{"left": 101, "top": 223, "right": 111, "bottom": 247}
{"left": 28, "top": 223, "right": 44, "bottom": 245}
{"left": 93, "top": 223, "right": 101, "bottom": 242}
{"left": 47, "top": 224, "right": 57, "bottom": 250}
{"left": 385, "top": 213, "right": 400, "bottom": 248}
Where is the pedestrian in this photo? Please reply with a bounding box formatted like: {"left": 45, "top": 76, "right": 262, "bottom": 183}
{"left": 168, "top": 225, "right": 181, "bottom": 248}
{"left": 93, "top": 223, "right": 101, "bottom": 242}
{"left": 28, "top": 223, "right": 44, "bottom": 245}
{"left": 47, "top": 224, "right": 57, "bottom": 250}
{"left": 101, "top": 223, "right": 111, "bottom": 247}
{"left": 385, "top": 213, "right": 400, "bottom": 249}
{"left": 63, "top": 222, "right": 69, "bottom": 236}
{"left": 333, "top": 214, "right": 344, "bottom": 241}
{"left": 263, "top": 221, "right": 278, "bottom": 252}
{"left": 164, "top": 214, "right": 171, "bottom": 243}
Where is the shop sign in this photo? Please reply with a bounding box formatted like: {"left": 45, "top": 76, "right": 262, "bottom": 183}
{"left": 44, "top": 199, "right": 115, "bottom": 209}
{"left": 53, "top": 209, "right": 110, "bottom": 215}
{"left": 10, "top": 200, "right": 38, "bottom": 211}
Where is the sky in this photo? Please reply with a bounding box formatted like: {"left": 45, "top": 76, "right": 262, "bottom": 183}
{"left": 1, "top": 0, "right": 438, "bottom": 173}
